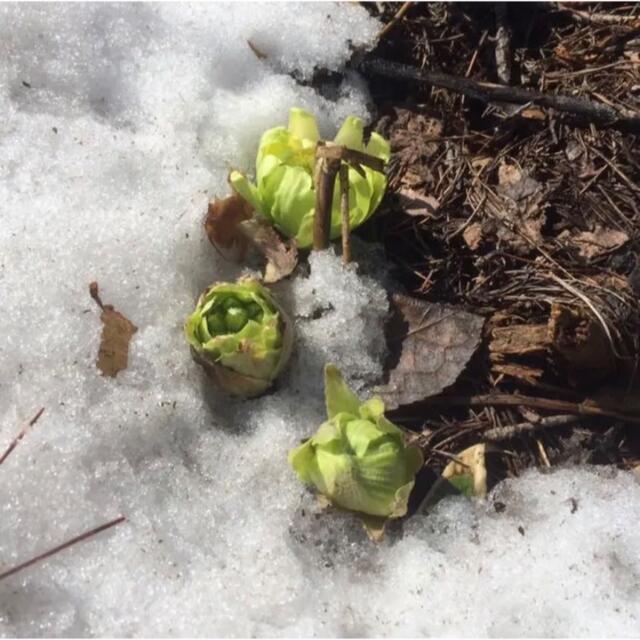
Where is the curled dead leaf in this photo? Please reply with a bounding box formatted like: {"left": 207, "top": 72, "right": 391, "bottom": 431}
{"left": 89, "top": 282, "right": 137, "bottom": 378}
{"left": 204, "top": 193, "right": 253, "bottom": 261}
{"left": 204, "top": 194, "right": 298, "bottom": 283}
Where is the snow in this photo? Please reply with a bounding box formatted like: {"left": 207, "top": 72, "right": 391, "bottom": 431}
{"left": 1, "top": 3, "right": 639, "bottom": 637}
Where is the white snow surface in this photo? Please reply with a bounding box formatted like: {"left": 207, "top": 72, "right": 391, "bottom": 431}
{"left": 1, "top": 3, "right": 640, "bottom": 637}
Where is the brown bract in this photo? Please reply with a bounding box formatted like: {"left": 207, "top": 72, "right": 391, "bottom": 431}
{"left": 204, "top": 193, "right": 297, "bottom": 283}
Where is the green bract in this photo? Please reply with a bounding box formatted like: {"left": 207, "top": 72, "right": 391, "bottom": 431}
{"left": 185, "top": 279, "right": 293, "bottom": 397}
{"left": 229, "top": 107, "right": 391, "bottom": 249}
{"left": 289, "top": 365, "right": 423, "bottom": 518}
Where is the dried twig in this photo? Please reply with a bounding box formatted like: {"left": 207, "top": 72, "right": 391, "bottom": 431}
{"left": 0, "top": 516, "right": 126, "bottom": 582}
{"left": 313, "top": 142, "right": 341, "bottom": 250}
{"left": 313, "top": 143, "right": 385, "bottom": 251}
{"left": 361, "top": 58, "right": 640, "bottom": 133}
{"left": 417, "top": 393, "right": 640, "bottom": 425}
{"left": 484, "top": 414, "right": 580, "bottom": 440}
{"left": 0, "top": 408, "right": 45, "bottom": 467}
{"left": 558, "top": 3, "right": 640, "bottom": 26}
{"left": 377, "top": 1, "right": 413, "bottom": 40}
{"left": 339, "top": 163, "right": 350, "bottom": 264}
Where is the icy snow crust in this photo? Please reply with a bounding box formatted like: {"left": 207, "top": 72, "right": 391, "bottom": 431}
{"left": 1, "top": 3, "right": 639, "bottom": 637}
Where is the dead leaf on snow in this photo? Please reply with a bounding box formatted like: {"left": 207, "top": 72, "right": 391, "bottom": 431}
{"left": 375, "top": 294, "right": 485, "bottom": 410}
{"left": 204, "top": 194, "right": 298, "bottom": 283}
{"left": 204, "top": 193, "right": 253, "bottom": 261}
{"left": 572, "top": 227, "right": 629, "bottom": 259}
{"left": 240, "top": 217, "right": 298, "bottom": 284}
{"left": 89, "top": 282, "right": 137, "bottom": 378}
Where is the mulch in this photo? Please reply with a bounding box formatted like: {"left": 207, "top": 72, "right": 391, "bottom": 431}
{"left": 355, "top": 1, "right": 640, "bottom": 488}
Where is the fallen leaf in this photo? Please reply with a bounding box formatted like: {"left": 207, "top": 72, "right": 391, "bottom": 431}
{"left": 204, "top": 193, "right": 253, "bottom": 261}
{"left": 442, "top": 444, "right": 487, "bottom": 498}
{"left": 239, "top": 217, "right": 298, "bottom": 283}
{"left": 398, "top": 188, "right": 440, "bottom": 218}
{"left": 572, "top": 227, "right": 629, "bottom": 259}
{"left": 462, "top": 222, "right": 483, "bottom": 250}
{"left": 375, "top": 294, "right": 485, "bottom": 409}
{"left": 89, "top": 282, "right": 137, "bottom": 378}
{"left": 205, "top": 194, "right": 297, "bottom": 283}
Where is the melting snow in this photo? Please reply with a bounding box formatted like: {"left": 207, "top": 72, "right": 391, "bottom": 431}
{"left": 1, "top": 3, "right": 639, "bottom": 637}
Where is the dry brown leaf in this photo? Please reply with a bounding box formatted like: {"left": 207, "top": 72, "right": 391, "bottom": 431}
{"left": 398, "top": 188, "right": 440, "bottom": 218}
{"left": 375, "top": 294, "right": 485, "bottom": 409}
{"left": 572, "top": 227, "right": 629, "bottom": 259}
{"left": 89, "top": 282, "right": 137, "bottom": 378}
{"left": 205, "top": 194, "right": 297, "bottom": 283}
{"left": 204, "top": 193, "right": 253, "bottom": 261}
{"left": 239, "top": 217, "right": 298, "bottom": 284}
{"left": 463, "top": 222, "right": 483, "bottom": 250}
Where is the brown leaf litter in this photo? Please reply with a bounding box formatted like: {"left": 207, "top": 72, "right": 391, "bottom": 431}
{"left": 89, "top": 282, "right": 137, "bottom": 378}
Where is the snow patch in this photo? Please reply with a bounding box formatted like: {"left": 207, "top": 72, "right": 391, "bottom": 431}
{"left": 1, "top": 4, "right": 639, "bottom": 638}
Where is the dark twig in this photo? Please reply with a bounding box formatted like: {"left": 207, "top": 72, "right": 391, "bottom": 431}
{"left": 484, "top": 414, "right": 581, "bottom": 441}
{"left": 313, "top": 142, "right": 341, "bottom": 250}
{"left": 313, "top": 143, "right": 385, "bottom": 251}
{"left": 339, "top": 164, "right": 351, "bottom": 264}
{"left": 415, "top": 393, "right": 640, "bottom": 425}
{"left": 0, "top": 408, "right": 45, "bottom": 467}
{"left": 0, "top": 516, "right": 126, "bottom": 582}
{"left": 377, "top": 1, "right": 413, "bottom": 41}
{"left": 360, "top": 58, "right": 640, "bottom": 133}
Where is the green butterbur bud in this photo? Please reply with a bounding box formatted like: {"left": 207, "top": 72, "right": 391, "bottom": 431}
{"left": 185, "top": 278, "right": 293, "bottom": 397}
{"left": 289, "top": 365, "right": 423, "bottom": 518}
{"left": 229, "top": 107, "right": 391, "bottom": 249}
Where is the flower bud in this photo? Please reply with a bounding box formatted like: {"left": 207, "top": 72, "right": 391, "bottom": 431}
{"left": 185, "top": 279, "right": 293, "bottom": 397}
{"left": 289, "top": 365, "right": 423, "bottom": 518}
{"left": 230, "top": 107, "right": 391, "bottom": 249}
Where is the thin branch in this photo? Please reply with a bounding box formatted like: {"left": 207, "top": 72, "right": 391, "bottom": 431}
{"left": 360, "top": 58, "right": 640, "bottom": 133}
{"left": 377, "top": 1, "right": 413, "bottom": 40}
{"left": 0, "top": 408, "right": 45, "bottom": 467}
{"left": 339, "top": 163, "right": 351, "bottom": 265}
{"left": 484, "top": 414, "right": 580, "bottom": 441}
{"left": 313, "top": 143, "right": 341, "bottom": 251}
{"left": 0, "top": 516, "right": 126, "bottom": 582}
{"left": 417, "top": 393, "right": 640, "bottom": 425}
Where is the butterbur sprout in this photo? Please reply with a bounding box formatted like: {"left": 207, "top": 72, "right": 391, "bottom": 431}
{"left": 289, "top": 364, "right": 423, "bottom": 518}
{"left": 229, "top": 107, "right": 391, "bottom": 249}
{"left": 185, "top": 279, "right": 293, "bottom": 397}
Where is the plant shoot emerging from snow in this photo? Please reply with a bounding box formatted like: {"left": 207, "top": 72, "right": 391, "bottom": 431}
{"left": 289, "top": 364, "right": 423, "bottom": 518}
{"left": 185, "top": 279, "right": 293, "bottom": 397}
{"left": 230, "top": 107, "right": 390, "bottom": 248}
